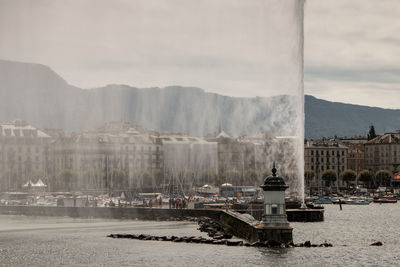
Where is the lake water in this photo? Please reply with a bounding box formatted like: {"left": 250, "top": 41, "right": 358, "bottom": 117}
{"left": 0, "top": 204, "right": 399, "bottom": 266}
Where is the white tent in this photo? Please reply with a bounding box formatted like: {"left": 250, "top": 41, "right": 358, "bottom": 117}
{"left": 32, "top": 179, "right": 47, "bottom": 187}
{"left": 22, "top": 180, "right": 34, "bottom": 187}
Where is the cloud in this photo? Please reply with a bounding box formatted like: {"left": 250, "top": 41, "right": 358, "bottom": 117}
{"left": 0, "top": 0, "right": 304, "bottom": 98}
{"left": 304, "top": 0, "right": 400, "bottom": 109}
{"left": 306, "top": 67, "right": 400, "bottom": 84}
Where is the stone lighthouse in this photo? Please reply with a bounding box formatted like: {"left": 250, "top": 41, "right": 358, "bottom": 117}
{"left": 258, "top": 162, "right": 293, "bottom": 242}
{"left": 260, "top": 162, "right": 290, "bottom": 225}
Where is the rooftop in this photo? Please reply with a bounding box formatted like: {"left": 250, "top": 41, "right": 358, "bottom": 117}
{"left": 0, "top": 121, "right": 50, "bottom": 138}
{"left": 367, "top": 132, "right": 400, "bottom": 144}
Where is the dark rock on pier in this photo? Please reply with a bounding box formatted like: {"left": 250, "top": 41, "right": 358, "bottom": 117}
{"left": 370, "top": 241, "right": 383, "bottom": 246}
{"left": 265, "top": 240, "right": 282, "bottom": 247}
{"left": 226, "top": 240, "right": 243, "bottom": 246}
{"left": 212, "top": 240, "right": 226, "bottom": 245}
{"left": 197, "top": 217, "right": 232, "bottom": 239}
{"left": 107, "top": 233, "right": 335, "bottom": 249}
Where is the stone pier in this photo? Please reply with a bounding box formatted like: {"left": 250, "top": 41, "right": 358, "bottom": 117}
{"left": 219, "top": 210, "right": 292, "bottom": 243}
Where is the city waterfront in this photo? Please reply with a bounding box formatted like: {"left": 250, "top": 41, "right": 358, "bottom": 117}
{"left": 0, "top": 204, "right": 399, "bottom": 266}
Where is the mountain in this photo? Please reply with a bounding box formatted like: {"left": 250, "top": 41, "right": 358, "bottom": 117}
{"left": 1, "top": 59, "right": 399, "bottom": 139}
{"left": 305, "top": 95, "right": 400, "bottom": 139}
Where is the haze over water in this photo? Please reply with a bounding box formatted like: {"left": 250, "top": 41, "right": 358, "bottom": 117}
{"left": 0, "top": 204, "right": 398, "bottom": 266}
{"left": 0, "top": 0, "right": 306, "bottom": 199}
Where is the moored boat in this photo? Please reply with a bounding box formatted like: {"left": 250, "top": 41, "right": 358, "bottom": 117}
{"left": 313, "top": 196, "right": 333, "bottom": 204}
{"left": 373, "top": 198, "right": 397, "bottom": 203}
{"left": 342, "top": 197, "right": 370, "bottom": 205}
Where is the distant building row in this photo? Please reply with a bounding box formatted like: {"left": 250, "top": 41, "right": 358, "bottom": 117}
{"left": 304, "top": 130, "right": 400, "bottom": 186}
{"left": 0, "top": 121, "right": 298, "bottom": 192}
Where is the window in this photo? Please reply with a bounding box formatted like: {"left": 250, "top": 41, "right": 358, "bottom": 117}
{"left": 271, "top": 204, "right": 278, "bottom": 215}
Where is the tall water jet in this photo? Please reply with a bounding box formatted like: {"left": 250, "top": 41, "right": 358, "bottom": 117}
{"left": 0, "top": 0, "right": 305, "bottom": 202}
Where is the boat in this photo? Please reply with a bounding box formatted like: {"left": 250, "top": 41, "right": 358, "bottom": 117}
{"left": 342, "top": 197, "right": 370, "bottom": 205}
{"left": 330, "top": 196, "right": 372, "bottom": 205}
{"left": 373, "top": 198, "right": 397, "bottom": 204}
{"left": 313, "top": 196, "right": 333, "bottom": 204}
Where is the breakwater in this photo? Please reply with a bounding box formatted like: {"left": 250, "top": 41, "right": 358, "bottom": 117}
{"left": 107, "top": 233, "right": 334, "bottom": 248}
{"left": 0, "top": 205, "right": 323, "bottom": 222}
{"left": 0, "top": 205, "right": 221, "bottom": 220}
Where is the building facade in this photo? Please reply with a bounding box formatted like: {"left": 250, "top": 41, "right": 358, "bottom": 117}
{"left": 364, "top": 132, "right": 400, "bottom": 174}
{"left": 336, "top": 138, "right": 367, "bottom": 176}
{"left": 0, "top": 121, "right": 52, "bottom": 191}
{"left": 304, "top": 140, "right": 348, "bottom": 189}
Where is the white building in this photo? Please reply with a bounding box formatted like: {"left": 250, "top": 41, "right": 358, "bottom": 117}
{"left": 160, "top": 134, "right": 218, "bottom": 188}
{"left": 0, "top": 120, "right": 52, "bottom": 191}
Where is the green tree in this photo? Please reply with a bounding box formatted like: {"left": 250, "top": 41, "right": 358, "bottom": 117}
{"left": 358, "top": 170, "right": 373, "bottom": 188}
{"left": 244, "top": 169, "right": 258, "bottom": 185}
{"left": 340, "top": 169, "right": 357, "bottom": 188}
{"left": 367, "top": 125, "right": 377, "bottom": 140}
{"left": 304, "top": 170, "right": 315, "bottom": 188}
{"left": 375, "top": 170, "right": 392, "bottom": 187}
{"left": 321, "top": 169, "right": 337, "bottom": 188}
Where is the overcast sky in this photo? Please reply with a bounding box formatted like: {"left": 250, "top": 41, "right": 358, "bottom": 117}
{"left": 0, "top": 0, "right": 399, "bottom": 109}
{"left": 305, "top": 0, "right": 400, "bottom": 109}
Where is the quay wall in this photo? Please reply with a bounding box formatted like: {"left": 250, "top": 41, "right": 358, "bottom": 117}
{"left": 0, "top": 205, "right": 323, "bottom": 222}
{"left": 0, "top": 206, "right": 222, "bottom": 221}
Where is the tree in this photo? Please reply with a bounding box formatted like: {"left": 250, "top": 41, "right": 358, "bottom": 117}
{"left": 224, "top": 170, "right": 241, "bottom": 185}
{"left": 200, "top": 170, "right": 217, "bottom": 186}
{"left": 358, "top": 170, "right": 373, "bottom": 188}
{"left": 367, "top": 125, "right": 377, "bottom": 140}
{"left": 340, "top": 169, "right": 356, "bottom": 188}
{"left": 153, "top": 169, "right": 164, "bottom": 186}
{"left": 321, "top": 169, "right": 337, "bottom": 188}
{"left": 140, "top": 170, "right": 152, "bottom": 189}
{"left": 59, "top": 169, "right": 77, "bottom": 192}
{"left": 215, "top": 173, "right": 226, "bottom": 186}
{"left": 304, "top": 170, "right": 315, "bottom": 188}
{"left": 244, "top": 169, "right": 258, "bottom": 186}
{"left": 262, "top": 170, "right": 271, "bottom": 180}
{"left": 375, "top": 170, "right": 392, "bottom": 187}
{"left": 110, "top": 169, "right": 126, "bottom": 189}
